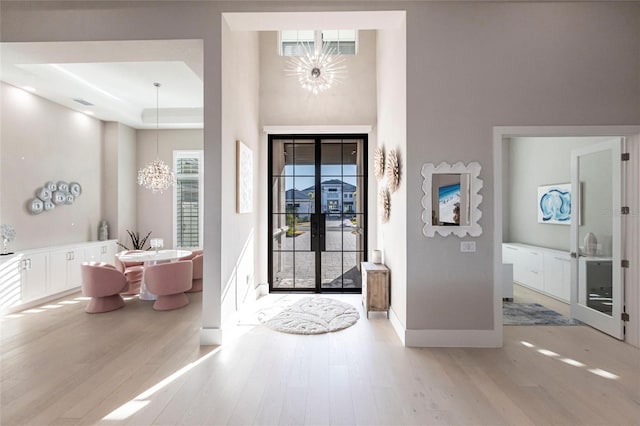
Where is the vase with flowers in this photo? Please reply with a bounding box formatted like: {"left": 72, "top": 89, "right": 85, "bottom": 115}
{"left": 0, "top": 224, "right": 16, "bottom": 255}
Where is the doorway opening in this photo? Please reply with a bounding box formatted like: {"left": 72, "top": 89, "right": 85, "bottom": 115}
{"left": 268, "top": 134, "right": 367, "bottom": 293}
{"left": 494, "top": 126, "right": 640, "bottom": 346}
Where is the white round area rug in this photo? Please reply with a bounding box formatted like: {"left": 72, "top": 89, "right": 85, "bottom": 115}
{"left": 261, "top": 297, "right": 360, "bottom": 335}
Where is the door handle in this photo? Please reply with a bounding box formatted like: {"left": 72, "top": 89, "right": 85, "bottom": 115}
{"left": 319, "top": 213, "right": 326, "bottom": 252}
{"left": 310, "top": 213, "right": 318, "bottom": 251}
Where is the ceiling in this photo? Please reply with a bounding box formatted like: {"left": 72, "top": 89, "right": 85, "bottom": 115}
{"left": 1, "top": 40, "right": 204, "bottom": 129}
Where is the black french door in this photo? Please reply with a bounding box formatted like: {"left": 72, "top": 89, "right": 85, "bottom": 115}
{"left": 268, "top": 134, "right": 367, "bottom": 293}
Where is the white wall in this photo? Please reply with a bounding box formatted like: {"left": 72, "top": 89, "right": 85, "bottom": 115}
{"left": 136, "top": 129, "right": 203, "bottom": 249}
{"left": 0, "top": 83, "right": 103, "bottom": 250}
{"left": 221, "top": 22, "right": 261, "bottom": 323}
{"left": 377, "top": 25, "right": 408, "bottom": 333}
{"left": 506, "top": 137, "right": 610, "bottom": 251}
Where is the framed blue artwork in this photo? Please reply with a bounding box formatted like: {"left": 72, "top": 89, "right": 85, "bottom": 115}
{"left": 537, "top": 183, "right": 571, "bottom": 225}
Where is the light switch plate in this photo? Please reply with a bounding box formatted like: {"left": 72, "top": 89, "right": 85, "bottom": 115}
{"left": 461, "top": 241, "right": 476, "bottom": 252}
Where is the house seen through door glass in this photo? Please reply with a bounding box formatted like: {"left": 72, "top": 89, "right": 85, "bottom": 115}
{"left": 269, "top": 135, "right": 367, "bottom": 292}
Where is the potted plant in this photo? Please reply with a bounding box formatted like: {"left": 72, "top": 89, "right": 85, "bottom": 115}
{"left": 117, "top": 230, "right": 152, "bottom": 251}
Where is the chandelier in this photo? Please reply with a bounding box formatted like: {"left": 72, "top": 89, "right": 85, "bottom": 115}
{"left": 137, "top": 82, "right": 175, "bottom": 193}
{"left": 285, "top": 42, "right": 347, "bottom": 95}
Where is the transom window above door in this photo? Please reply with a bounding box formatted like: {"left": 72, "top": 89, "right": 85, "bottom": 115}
{"left": 279, "top": 30, "right": 358, "bottom": 56}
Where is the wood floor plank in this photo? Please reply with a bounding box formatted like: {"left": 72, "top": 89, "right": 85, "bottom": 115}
{"left": 2, "top": 291, "right": 639, "bottom": 426}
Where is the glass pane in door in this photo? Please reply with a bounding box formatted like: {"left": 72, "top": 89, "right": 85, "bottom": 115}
{"left": 570, "top": 137, "right": 623, "bottom": 339}
{"left": 273, "top": 251, "right": 294, "bottom": 289}
{"left": 320, "top": 139, "right": 365, "bottom": 290}
{"left": 270, "top": 135, "right": 367, "bottom": 292}
{"left": 272, "top": 138, "right": 316, "bottom": 289}
{"left": 321, "top": 252, "right": 343, "bottom": 288}
{"left": 577, "top": 149, "right": 613, "bottom": 316}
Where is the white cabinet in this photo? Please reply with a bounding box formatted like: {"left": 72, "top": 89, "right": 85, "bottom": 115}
{"left": 49, "top": 248, "right": 83, "bottom": 294}
{"left": 20, "top": 251, "right": 49, "bottom": 302}
{"left": 0, "top": 240, "right": 118, "bottom": 313}
{"left": 502, "top": 243, "right": 571, "bottom": 302}
{"left": 520, "top": 248, "right": 544, "bottom": 291}
{"left": 84, "top": 241, "right": 117, "bottom": 264}
{"left": 503, "top": 244, "right": 542, "bottom": 291}
{"left": 0, "top": 255, "right": 23, "bottom": 309}
{"left": 543, "top": 252, "right": 571, "bottom": 302}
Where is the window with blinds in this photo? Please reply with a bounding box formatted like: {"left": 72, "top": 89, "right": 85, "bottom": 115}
{"left": 174, "top": 151, "right": 203, "bottom": 248}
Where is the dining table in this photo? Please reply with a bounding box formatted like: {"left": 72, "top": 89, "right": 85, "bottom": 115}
{"left": 118, "top": 249, "right": 192, "bottom": 300}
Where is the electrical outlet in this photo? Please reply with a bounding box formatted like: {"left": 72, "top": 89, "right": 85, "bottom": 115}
{"left": 461, "top": 241, "right": 476, "bottom": 252}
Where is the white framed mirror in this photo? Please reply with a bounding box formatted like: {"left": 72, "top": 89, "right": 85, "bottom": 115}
{"left": 421, "top": 161, "right": 483, "bottom": 237}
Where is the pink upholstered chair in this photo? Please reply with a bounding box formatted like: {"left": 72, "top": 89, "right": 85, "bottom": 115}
{"left": 187, "top": 253, "right": 203, "bottom": 293}
{"left": 178, "top": 249, "right": 203, "bottom": 261}
{"left": 144, "top": 260, "right": 193, "bottom": 311}
{"left": 81, "top": 262, "right": 128, "bottom": 313}
{"left": 114, "top": 250, "right": 144, "bottom": 295}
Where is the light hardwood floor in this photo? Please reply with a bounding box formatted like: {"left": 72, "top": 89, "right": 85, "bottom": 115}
{"left": 511, "top": 283, "right": 571, "bottom": 317}
{"left": 1, "top": 291, "right": 639, "bottom": 425}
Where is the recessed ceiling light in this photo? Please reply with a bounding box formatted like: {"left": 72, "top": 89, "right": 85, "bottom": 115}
{"left": 83, "top": 110, "right": 94, "bottom": 116}
{"left": 23, "top": 86, "right": 37, "bottom": 93}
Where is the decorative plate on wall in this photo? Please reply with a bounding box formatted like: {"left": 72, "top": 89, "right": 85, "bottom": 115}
{"left": 37, "top": 187, "right": 52, "bottom": 201}
{"left": 57, "top": 181, "right": 69, "bottom": 193}
{"left": 29, "top": 198, "right": 44, "bottom": 214}
{"left": 374, "top": 147, "right": 385, "bottom": 181}
{"left": 379, "top": 188, "right": 390, "bottom": 224}
{"left": 69, "top": 182, "right": 82, "bottom": 197}
{"left": 386, "top": 149, "right": 400, "bottom": 193}
{"left": 27, "top": 180, "right": 82, "bottom": 215}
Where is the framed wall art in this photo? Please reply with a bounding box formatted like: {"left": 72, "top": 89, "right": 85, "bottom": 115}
{"left": 237, "top": 140, "right": 253, "bottom": 214}
{"left": 537, "top": 183, "right": 572, "bottom": 225}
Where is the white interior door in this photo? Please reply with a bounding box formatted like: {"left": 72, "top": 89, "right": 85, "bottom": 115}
{"left": 570, "top": 138, "right": 624, "bottom": 339}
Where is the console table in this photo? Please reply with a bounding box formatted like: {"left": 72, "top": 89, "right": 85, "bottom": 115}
{"left": 361, "top": 262, "right": 390, "bottom": 318}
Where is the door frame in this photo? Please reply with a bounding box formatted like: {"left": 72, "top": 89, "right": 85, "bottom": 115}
{"left": 493, "top": 125, "right": 640, "bottom": 346}
{"left": 268, "top": 133, "right": 368, "bottom": 293}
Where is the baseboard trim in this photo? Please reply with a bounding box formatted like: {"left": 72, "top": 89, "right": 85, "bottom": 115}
{"left": 1, "top": 287, "right": 81, "bottom": 315}
{"left": 200, "top": 327, "right": 222, "bottom": 346}
{"left": 405, "top": 328, "right": 502, "bottom": 348}
{"left": 388, "top": 307, "right": 406, "bottom": 346}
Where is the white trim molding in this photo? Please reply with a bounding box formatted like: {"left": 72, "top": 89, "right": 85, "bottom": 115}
{"left": 263, "top": 125, "right": 372, "bottom": 134}
{"left": 200, "top": 327, "right": 222, "bottom": 346}
{"left": 388, "top": 307, "right": 406, "bottom": 346}
{"left": 405, "top": 329, "right": 502, "bottom": 348}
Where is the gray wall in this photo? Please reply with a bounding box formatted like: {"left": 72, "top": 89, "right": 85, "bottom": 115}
{"left": 0, "top": 82, "right": 103, "bottom": 250}
{"left": 506, "top": 136, "right": 610, "bottom": 251}
{"left": 103, "top": 122, "right": 138, "bottom": 244}
{"left": 136, "top": 129, "right": 203, "bottom": 249}
{"left": 1, "top": 1, "right": 639, "bottom": 344}
{"left": 404, "top": 2, "right": 639, "bottom": 332}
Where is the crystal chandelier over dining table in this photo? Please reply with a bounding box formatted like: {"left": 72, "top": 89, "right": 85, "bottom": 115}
{"left": 137, "top": 82, "right": 175, "bottom": 194}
